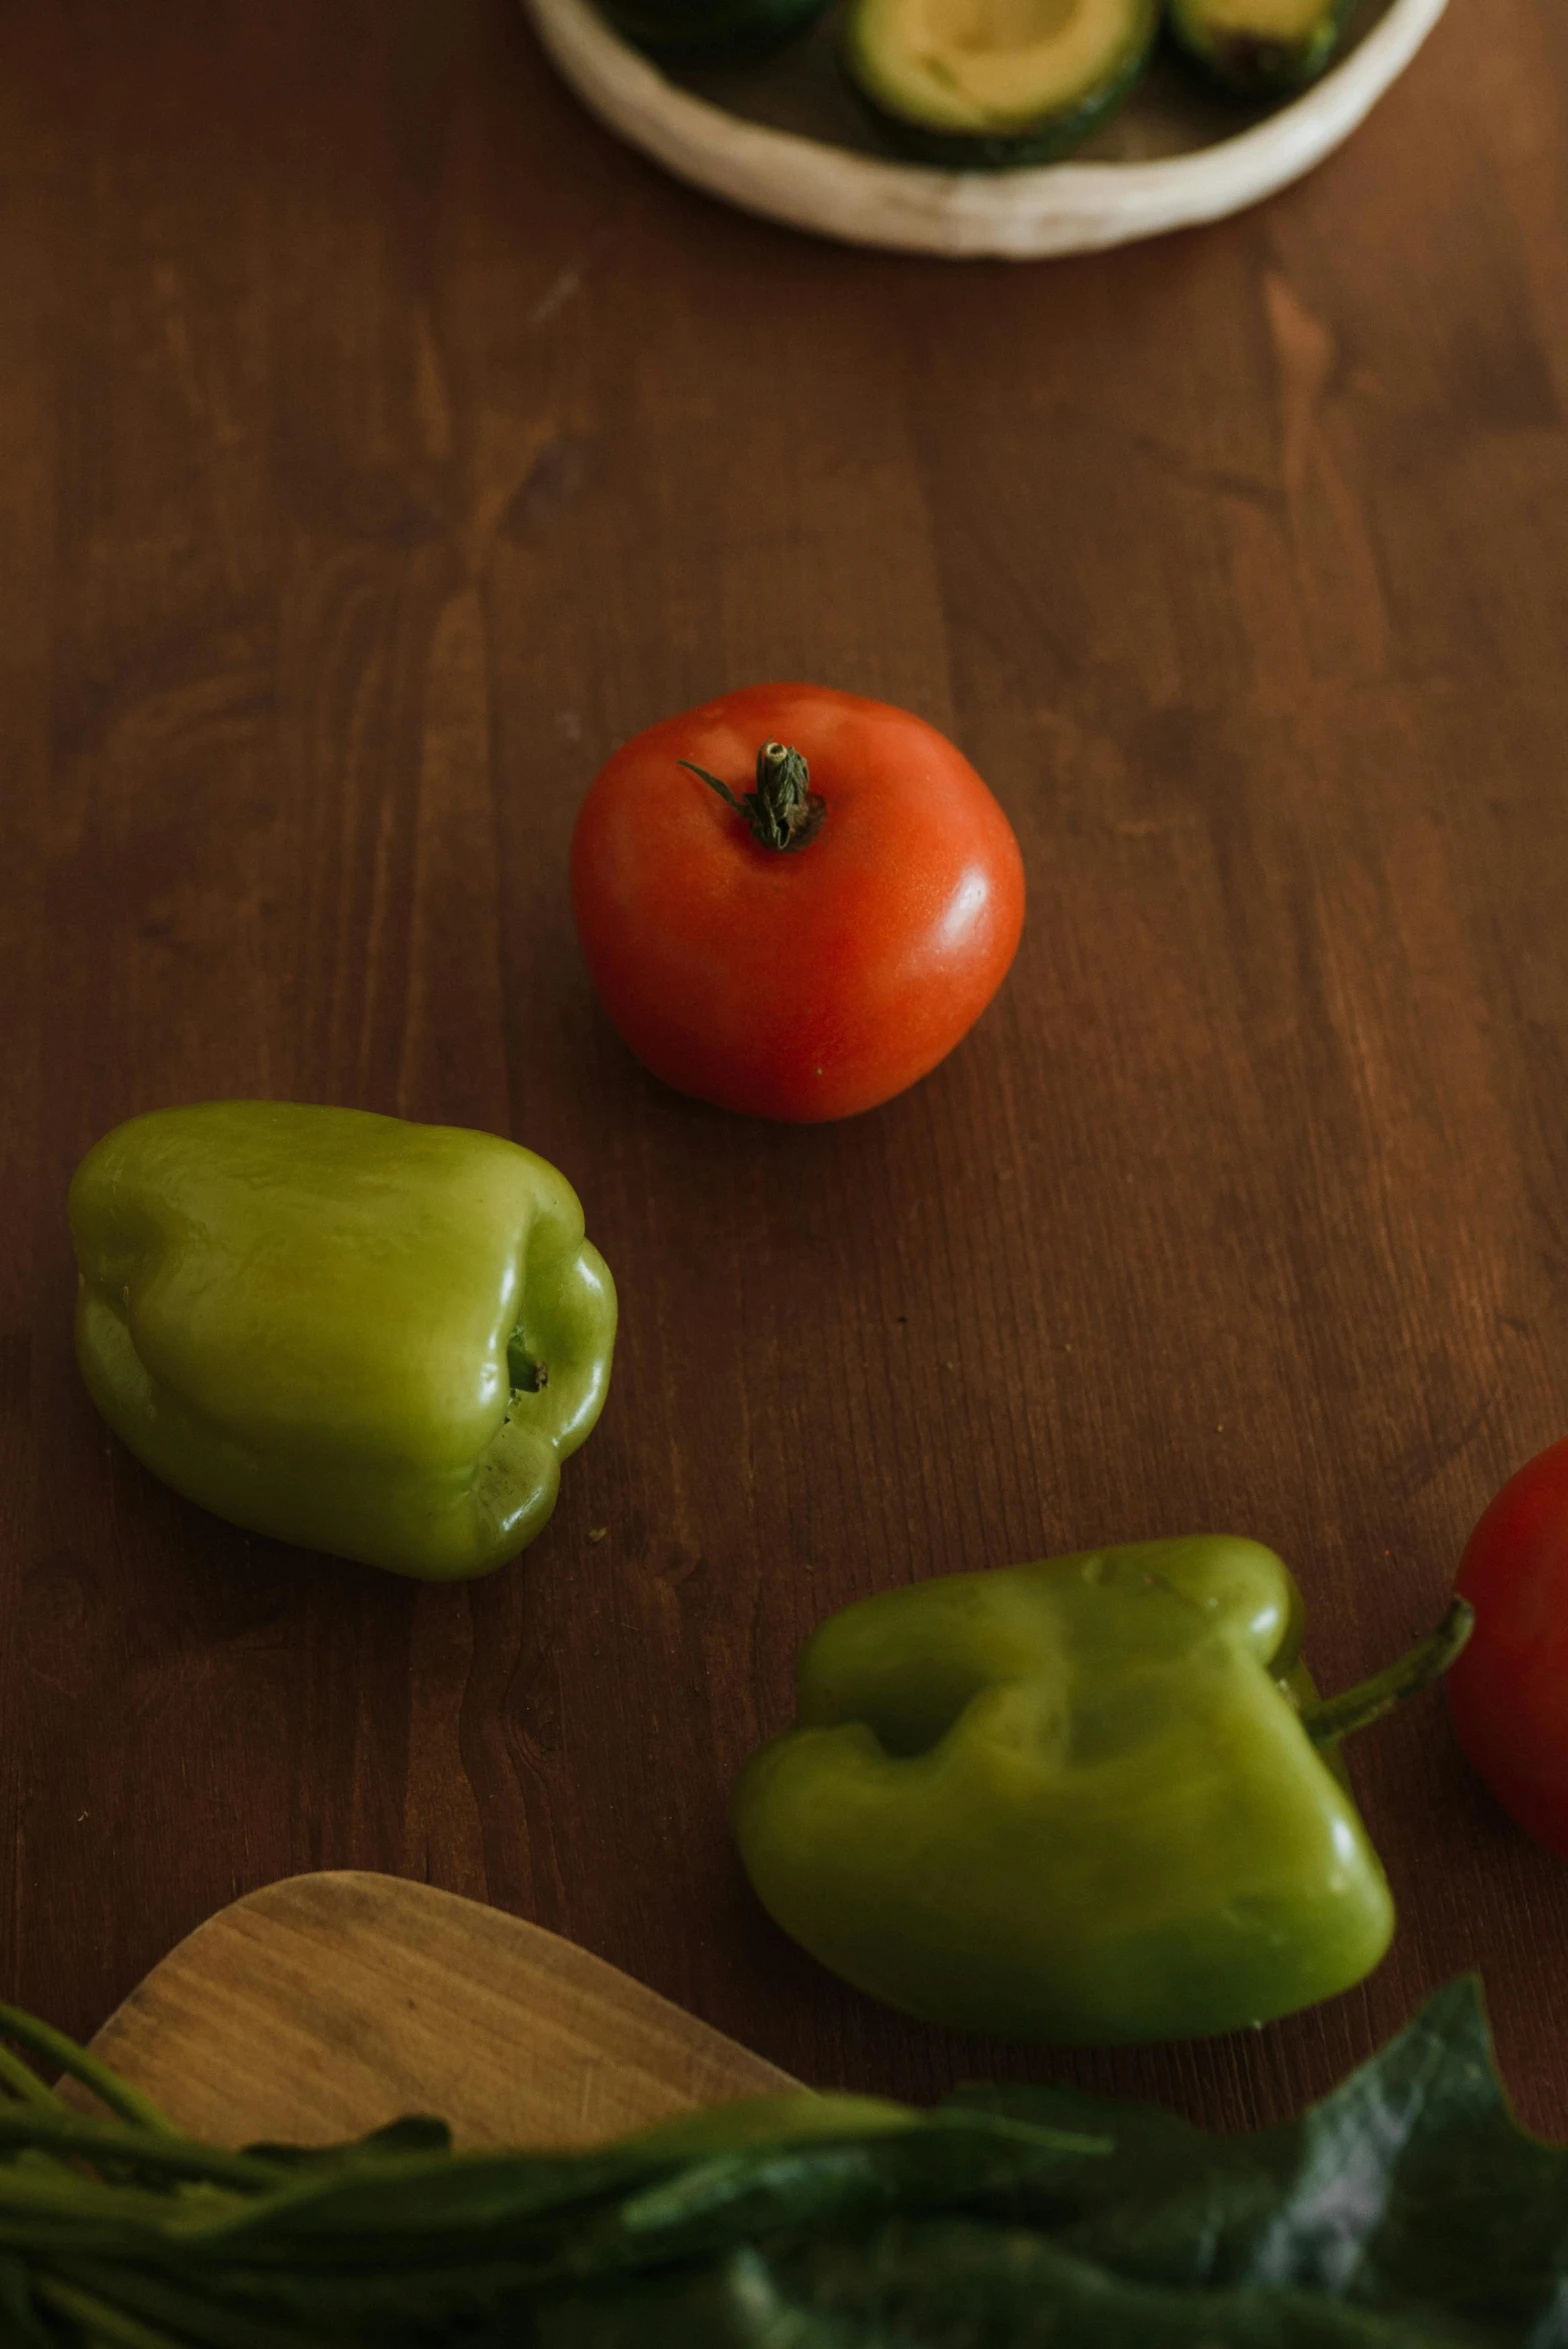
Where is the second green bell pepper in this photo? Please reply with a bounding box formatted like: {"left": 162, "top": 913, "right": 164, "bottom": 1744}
{"left": 69, "top": 1102, "right": 617, "bottom": 1581}
{"left": 733, "top": 1540, "right": 1470, "bottom": 2043}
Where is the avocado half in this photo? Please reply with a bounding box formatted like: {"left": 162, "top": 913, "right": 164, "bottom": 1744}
{"left": 843, "top": 0, "right": 1159, "bottom": 169}
{"left": 1167, "top": 0, "right": 1354, "bottom": 95}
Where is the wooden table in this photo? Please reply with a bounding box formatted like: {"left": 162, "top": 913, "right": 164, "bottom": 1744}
{"left": 3, "top": 0, "right": 1565, "bottom": 2141}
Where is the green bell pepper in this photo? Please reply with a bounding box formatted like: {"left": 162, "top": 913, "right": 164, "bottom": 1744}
{"left": 68, "top": 1102, "right": 617, "bottom": 1581}
{"left": 733, "top": 1539, "right": 1471, "bottom": 2043}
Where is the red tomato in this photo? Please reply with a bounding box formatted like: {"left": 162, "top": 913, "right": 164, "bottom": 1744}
{"left": 569, "top": 686, "right": 1025, "bottom": 1122}
{"left": 1447, "top": 1434, "right": 1568, "bottom": 1857}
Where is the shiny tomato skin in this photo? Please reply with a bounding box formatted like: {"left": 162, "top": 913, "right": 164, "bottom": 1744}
{"left": 569, "top": 685, "right": 1025, "bottom": 1122}
{"left": 1447, "top": 1435, "right": 1568, "bottom": 1857}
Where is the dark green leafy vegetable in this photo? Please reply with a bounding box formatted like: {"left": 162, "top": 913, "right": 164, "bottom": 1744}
{"left": 0, "top": 1980, "right": 1563, "bottom": 2344}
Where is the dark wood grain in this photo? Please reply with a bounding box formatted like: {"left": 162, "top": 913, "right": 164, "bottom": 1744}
{"left": 3, "top": 0, "right": 1566, "bottom": 2142}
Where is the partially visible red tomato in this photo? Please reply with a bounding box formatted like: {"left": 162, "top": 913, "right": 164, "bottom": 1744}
{"left": 569, "top": 685, "right": 1025, "bottom": 1122}
{"left": 1447, "top": 1434, "right": 1568, "bottom": 1857}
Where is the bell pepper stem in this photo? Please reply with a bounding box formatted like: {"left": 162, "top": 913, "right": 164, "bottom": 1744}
{"left": 681, "top": 740, "right": 826, "bottom": 853}
{"left": 507, "top": 1327, "right": 547, "bottom": 1394}
{"left": 1302, "top": 1598, "right": 1475, "bottom": 1749}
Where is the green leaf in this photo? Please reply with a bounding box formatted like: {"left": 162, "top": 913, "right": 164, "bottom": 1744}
{"left": 1, "top": 1977, "right": 1565, "bottom": 2346}
{"left": 240, "top": 2116, "right": 454, "bottom": 2169}
{"left": 0, "top": 2249, "right": 54, "bottom": 2346}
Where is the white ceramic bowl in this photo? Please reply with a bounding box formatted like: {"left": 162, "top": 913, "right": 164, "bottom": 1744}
{"left": 521, "top": 0, "right": 1448, "bottom": 257}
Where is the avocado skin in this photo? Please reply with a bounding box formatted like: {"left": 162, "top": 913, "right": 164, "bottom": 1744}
{"left": 842, "top": 0, "right": 1159, "bottom": 169}
{"left": 601, "top": 0, "right": 831, "bottom": 62}
{"left": 1167, "top": 0, "right": 1355, "bottom": 94}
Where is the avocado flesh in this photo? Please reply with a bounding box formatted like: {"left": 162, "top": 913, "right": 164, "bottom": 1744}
{"left": 846, "top": 0, "right": 1157, "bottom": 156}
{"left": 1168, "top": 0, "right": 1351, "bottom": 93}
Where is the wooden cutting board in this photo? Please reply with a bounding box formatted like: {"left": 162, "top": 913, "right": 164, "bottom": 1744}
{"left": 81, "top": 1872, "right": 796, "bottom": 2149}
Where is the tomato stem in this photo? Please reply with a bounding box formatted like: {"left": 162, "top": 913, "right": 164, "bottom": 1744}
{"left": 681, "top": 741, "right": 826, "bottom": 854}
{"left": 1302, "top": 1597, "right": 1475, "bottom": 1748}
